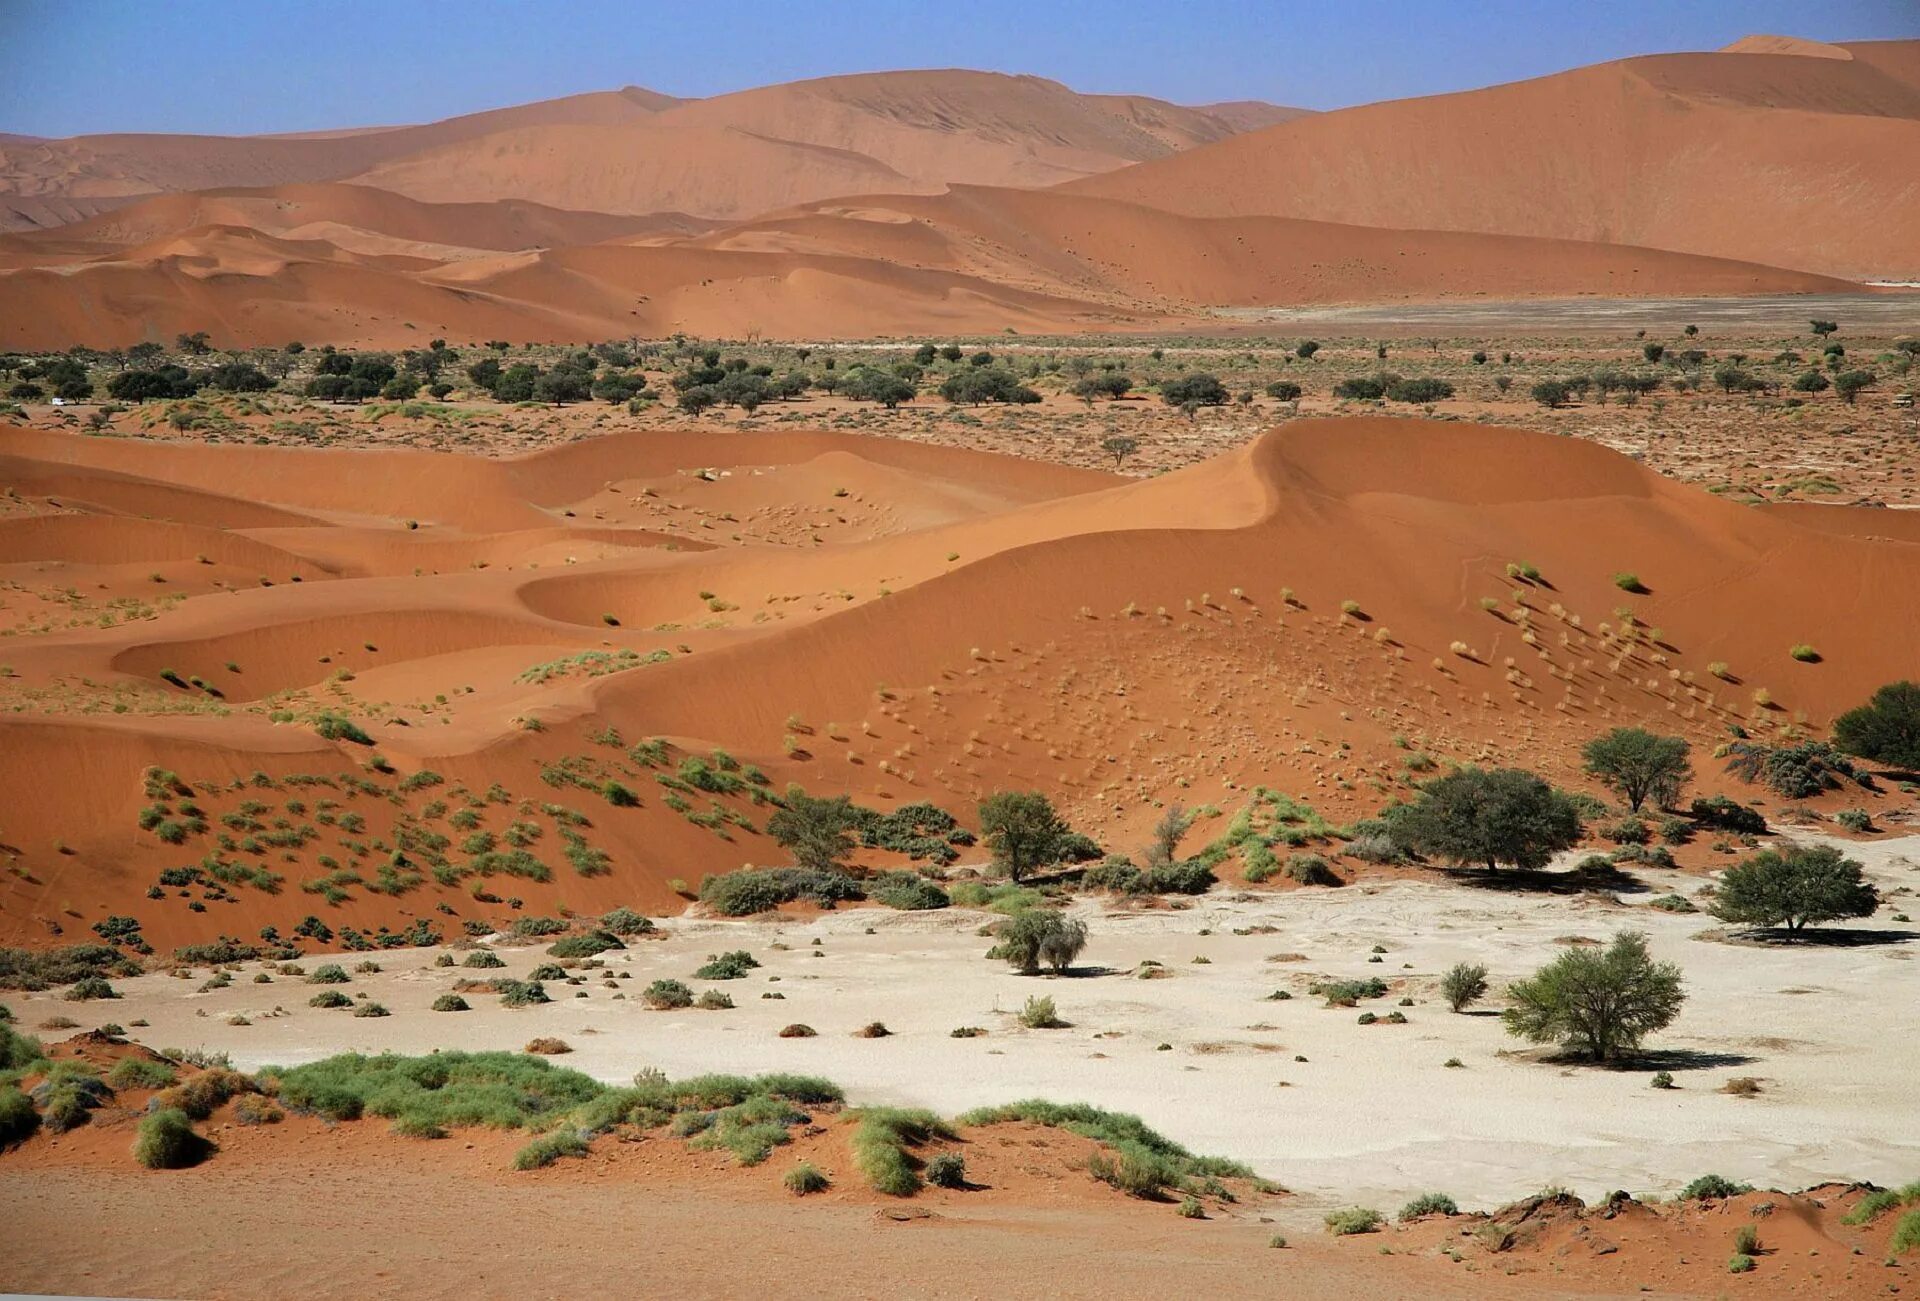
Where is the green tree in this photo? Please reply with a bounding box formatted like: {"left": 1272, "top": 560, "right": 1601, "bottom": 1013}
{"left": 995, "top": 909, "right": 1087, "bottom": 975}
{"left": 1530, "top": 380, "right": 1571, "bottom": 409}
{"left": 1833, "top": 370, "right": 1875, "bottom": 405}
{"left": 1809, "top": 319, "right": 1838, "bottom": 338}
{"left": 1710, "top": 844, "right": 1877, "bottom": 934}
{"left": 1792, "top": 369, "right": 1830, "bottom": 394}
{"left": 766, "top": 791, "right": 861, "bottom": 873}
{"left": 978, "top": 791, "right": 1070, "bottom": 883}
{"left": 1833, "top": 680, "right": 1920, "bottom": 771}
{"left": 1100, "top": 435, "right": 1138, "bottom": 469}
{"left": 1582, "top": 728, "right": 1692, "bottom": 813}
{"left": 1502, "top": 932, "right": 1684, "bottom": 1062}
{"left": 1160, "top": 373, "right": 1228, "bottom": 407}
{"left": 1385, "top": 767, "right": 1583, "bottom": 871}
{"left": 1264, "top": 380, "right": 1302, "bottom": 401}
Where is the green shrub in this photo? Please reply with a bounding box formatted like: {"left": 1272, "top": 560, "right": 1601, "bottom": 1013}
{"left": 644, "top": 979, "right": 694, "bottom": 1010}
{"left": 309, "top": 990, "right": 352, "bottom": 1008}
{"left": 926, "top": 1151, "right": 966, "bottom": 1188}
{"left": 1441, "top": 963, "right": 1487, "bottom": 1012}
{"left": 1727, "top": 1253, "right": 1754, "bottom": 1273}
{"left": 513, "top": 1130, "right": 589, "bottom": 1169}
{"left": 960, "top": 1098, "right": 1250, "bottom": 1196}
{"left": 1892, "top": 1209, "right": 1920, "bottom": 1255}
{"left": 699, "top": 867, "right": 863, "bottom": 915}
{"left": 548, "top": 931, "right": 624, "bottom": 960}
{"left": 692, "top": 950, "right": 759, "bottom": 980}
{"left": 1400, "top": 1192, "right": 1458, "bottom": 1220}
{"left": 851, "top": 1107, "right": 955, "bottom": 1196}
{"left": 1325, "top": 1207, "right": 1382, "bottom": 1235}
{"left": 462, "top": 950, "right": 506, "bottom": 969}
{"left": 353, "top": 1002, "right": 390, "bottom": 1018}
{"left": 133, "top": 1108, "right": 211, "bottom": 1168}
{"left": 268, "top": 1050, "right": 603, "bottom": 1129}
{"left": 494, "top": 979, "right": 551, "bottom": 1007}
{"left": 0, "top": 1086, "right": 39, "bottom": 1147}
{"left": 431, "top": 994, "right": 469, "bottom": 1012}
{"left": 784, "top": 1160, "right": 830, "bottom": 1195}
{"left": 0, "top": 1024, "right": 45, "bottom": 1070}
{"left": 64, "top": 976, "right": 120, "bottom": 1001}
{"left": 867, "top": 872, "right": 950, "bottom": 910}
{"left": 1689, "top": 795, "right": 1766, "bottom": 834}
{"left": 309, "top": 963, "right": 350, "bottom": 983}
{"left": 1680, "top": 1174, "right": 1752, "bottom": 1201}
{"left": 106, "top": 1058, "right": 176, "bottom": 1089}
{"left": 1018, "top": 995, "right": 1063, "bottom": 1028}
{"left": 600, "top": 907, "right": 655, "bottom": 936}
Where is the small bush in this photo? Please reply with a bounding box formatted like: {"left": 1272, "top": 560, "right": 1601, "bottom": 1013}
{"left": 1733, "top": 1223, "right": 1760, "bottom": 1255}
{"left": 778, "top": 1023, "right": 816, "bottom": 1038}
{"left": 1018, "top": 995, "right": 1063, "bottom": 1029}
{"left": 784, "top": 1160, "right": 830, "bottom": 1195}
{"left": 1324, "top": 1207, "right": 1382, "bottom": 1235}
{"left": 1891, "top": 1209, "right": 1920, "bottom": 1255}
{"left": 548, "top": 931, "right": 624, "bottom": 960}
{"left": 462, "top": 950, "right": 506, "bottom": 969}
{"left": 133, "top": 1108, "right": 211, "bottom": 1169}
{"left": 0, "top": 1086, "right": 39, "bottom": 1147}
{"left": 525, "top": 1037, "right": 571, "bottom": 1055}
{"left": 309, "top": 963, "right": 351, "bottom": 983}
{"left": 1400, "top": 1192, "right": 1458, "bottom": 1220}
{"left": 1440, "top": 963, "right": 1488, "bottom": 1013}
{"left": 643, "top": 979, "right": 694, "bottom": 1009}
{"left": 309, "top": 990, "right": 352, "bottom": 1008}
{"left": 353, "top": 1002, "right": 390, "bottom": 1018}
{"left": 693, "top": 950, "right": 759, "bottom": 980}
{"left": 432, "top": 994, "right": 470, "bottom": 1012}
{"left": 107, "top": 1058, "right": 176, "bottom": 1090}
{"left": 495, "top": 979, "right": 551, "bottom": 1007}
{"left": 513, "top": 1130, "right": 589, "bottom": 1170}
{"left": 926, "top": 1151, "right": 966, "bottom": 1188}
{"left": 1727, "top": 1253, "right": 1754, "bottom": 1273}
{"left": 1651, "top": 1071, "right": 1675, "bottom": 1089}
{"left": 1681, "top": 1173, "right": 1752, "bottom": 1201}
{"left": 64, "top": 976, "right": 120, "bottom": 1001}
{"left": 600, "top": 907, "right": 655, "bottom": 936}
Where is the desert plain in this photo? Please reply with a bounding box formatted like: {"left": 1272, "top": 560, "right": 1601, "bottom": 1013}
{"left": 3, "top": 20, "right": 1920, "bottom": 1301}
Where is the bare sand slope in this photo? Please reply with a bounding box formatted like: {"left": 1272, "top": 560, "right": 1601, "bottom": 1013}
{"left": 1, "top": 417, "right": 1915, "bottom": 952}
{"left": 1068, "top": 39, "right": 1920, "bottom": 280}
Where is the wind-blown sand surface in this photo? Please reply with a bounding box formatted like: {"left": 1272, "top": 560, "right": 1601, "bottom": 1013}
{"left": 13, "top": 831, "right": 1913, "bottom": 1212}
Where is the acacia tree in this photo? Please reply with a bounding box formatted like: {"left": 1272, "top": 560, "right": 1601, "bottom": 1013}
{"left": 766, "top": 791, "right": 860, "bottom": 873}
{"left": 1582, "top": 728, "right": 1692, "bottom": 813}
{"left": 1503, "top": 932, "right": 1684, "bottom": 1062}
{"left": 996, "top": 909, "right": 1088, "bottom": 975}
{"left": 1384, "top": 767, "right": 1583, "bottom": 871}
{"left": 978, "top": 791, "right": 1069, "bottom": 883}
{"left": 1101, "top": 435, "right": 1139, "bottom": 469}
{"left": 1710, "top": 845, "right": 1878, "bottom": 934}
{"left": 1833, "top": 680, "right": 1920, "bottom": 772}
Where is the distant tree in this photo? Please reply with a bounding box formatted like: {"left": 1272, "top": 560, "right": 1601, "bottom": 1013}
{"left": 1100, "top": 435, "right": 1138, "bottom": 469}
{"left": 676, "top": 384, "right": 719, "bottom": 415}
{"left": 381, "top": 376, "right": 420, "bottom": 400}
{"left": 1582, "top": 728, "right": 1692, "bottom": 813}
{"left": 1683, "top": 324, "right": 1698, "bottom": 337}
{"left": 1530, "top": 380, "right": 1571, "bottom": 409}
{"left": 1711, "top": 844, "right": 1877, "bottom": 934}
{"left": 1141, "top": 804, "right": 1191, "bottom": 875}
{"left": 1264, "top": 380, "right": 1302, "bottom": 401}
{"left": 1833, "top": 370, "right": 1875, "bottom": 405}
{"left": 1160, "top": 373, "right": 1228, "bottom": 407}
{"left": 1384, "top": 767, "right": 1583, "bottom": 872}
{"left": 1792, "top": 369, "right": 1829, "bottom": 394}
{"left": 1294, "top": 341, "right": 1320, "bottom": 359}
{"left": 939, "top": 344, "right": 962, "bottom": 362}
{"left": 1711, "top": 362, "right": 1755, "bottom": 394}
{"left": 1809, "top": 319, "right": 1838, "bottom": 338}
{"left": 1502, "top": 932, "right": 1683, "bottom": 1062}
{"left": 911, "top": 343, "right": 937, "bottom": 366}
{"left": 1334, "top": 376, "right": 1385, "bottom": 400}
{"left": 1642, "top": 342, "right": 1664, "bottom": 363}
{"left": 493, "top": 363, "right": 539, "bottom": 402}
{"left": 127, "top": 341, "right": 165, "bottom": 366}
{"left": 766, "top": 791, "right": 861, "bottom": 873}
{"left": 1384, "top": 376, "right": 1453, "bottom": 403}
{"left": 202, "top": 362, "right": 273, "bottom": 393}
{"left": 176, "top": 331, "right": 212, "bottom": 356}
{"left": 979, "top": 791, "right": 1071, "bottom": 883}
{"left": 1833, "top": 681, "right": 1920, "bottom": 771}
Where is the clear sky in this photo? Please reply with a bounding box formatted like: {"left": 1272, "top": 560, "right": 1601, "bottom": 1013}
{"left": 3, "top": 0, "right": 1915, "bottom": 137}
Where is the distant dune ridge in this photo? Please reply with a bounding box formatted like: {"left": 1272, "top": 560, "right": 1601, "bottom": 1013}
{"left": 0, "top": 35, "right": 1913, "bottom": 345}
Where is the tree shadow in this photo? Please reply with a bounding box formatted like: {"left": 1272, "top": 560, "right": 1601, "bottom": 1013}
{"left": 1437, "top": 862, "right": 1652, "bottom": 896}
{"left": 1723, "top": 926, "right": 1918, "bottom": 948}
{"left": 1532, "top": 1047, "right": 1758, "bottom": 1072}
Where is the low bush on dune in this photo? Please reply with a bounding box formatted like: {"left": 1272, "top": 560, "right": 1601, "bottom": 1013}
{"left": 1399, "top": 1192, "right": 1459, "bottom": 1220}
{"left": 513, "top": 1130, "right": 589, "bottom": 1170}
{"left": 959, "top": 1099, "right": 1250, "bottom": 1199}
{"left": 926, "top": 1151, "right": 966, "bottom": 1189}
{"left": 1324, "top": 1207, "right": 1383, "bottom": 1235}
{"left": 850, "top": 1107, "right": 957, "bottom": 1196}
{"left": 0, "top": 1086, "right": 40, "bottom": 1147}
{"left": 0, "top": 1023, "right": 45, "bottom": 1070}
{"left": 263, "top": 1050, "right": 605, "bottom": 1130}
{"left": 106, "top": 1058, "right": 176, "bottom": 1090}
{"left": 1680, "top": 1174, "right": 1752, "bottom": 1201}
{"left": 784, "top": 1161, "right": 830, "bottom": 1195}
{"left": 134, "top": 1108, "right": 212, "bottom": 1169}
{"left": 156, "top": 1067, "right": 255, "bottom": 1121}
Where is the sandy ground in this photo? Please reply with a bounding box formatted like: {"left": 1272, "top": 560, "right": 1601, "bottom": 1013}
{"left": 15, "top": 830, "right": 1914, "bottom": 1215}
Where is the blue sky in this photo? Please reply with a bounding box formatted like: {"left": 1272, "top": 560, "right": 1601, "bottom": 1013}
{"left": 2, "top": 0, "right": 1915, "bottom": 137}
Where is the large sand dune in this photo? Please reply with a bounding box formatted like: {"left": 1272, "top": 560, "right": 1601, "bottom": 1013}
{"left": 1068, "top": 39, "right": 1920, "bottom": 280}
{"left": 1, "top": 416, "right": 1913, "bottom": 951}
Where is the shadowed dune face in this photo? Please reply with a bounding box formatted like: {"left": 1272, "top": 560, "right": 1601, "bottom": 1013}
{"left": 1, "top": 416, "right": 1915, "bottom": 950}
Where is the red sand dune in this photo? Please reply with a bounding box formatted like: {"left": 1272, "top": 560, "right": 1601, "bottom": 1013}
{"left": 1067, "top": 39, "right": 1920, "bottom": 280}
{"left": 0, "top": 72, "right": 1299, "bottom": 233}
{"left": 1, "top": 417, "right": 1914, "bottom": 949}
